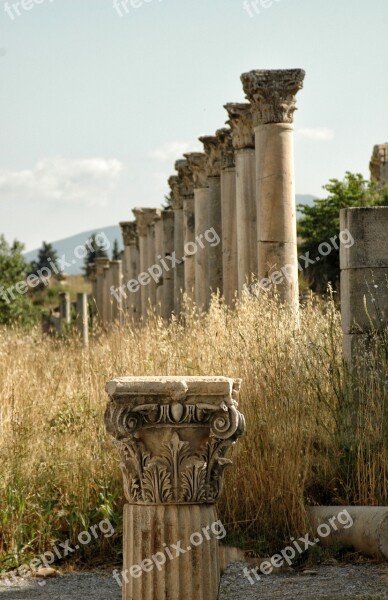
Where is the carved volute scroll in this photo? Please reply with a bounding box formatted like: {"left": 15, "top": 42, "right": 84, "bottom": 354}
{"left": 104, "top": 376, "right": 245, "bottom": 505}
{"left": 224, "top": 103, "right": 255, "bottom": 150}
{"left": 241, "top": 69, "right": 305, "bottom": 126}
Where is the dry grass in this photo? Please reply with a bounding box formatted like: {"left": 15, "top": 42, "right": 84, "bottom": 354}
{"left": 0, "top": 293, "right": 387, "bottom": 569}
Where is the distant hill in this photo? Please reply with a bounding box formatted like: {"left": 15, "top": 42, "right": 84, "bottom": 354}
{"left": 24, "top": 194, "right": 315, "bottom": 275}
{"left": 296, "top": 194, "right": 316, "bottom": 219}
{"left": 24, "top": 225, "right": 123, "bottom": 275}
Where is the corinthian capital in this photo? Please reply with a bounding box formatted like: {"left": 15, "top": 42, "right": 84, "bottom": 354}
{"left": 184, "top": 153, "right": 208, "bottom": 189}
{"left": 198, "top": 135, "right": 221, "bottom": 177}
{"left": 104, "top": 376, "right": 245, "bottom": 505}
{"left": 119, "top": 221, "right": 138, "bottom": 246}
{"left": 224, "top": 103, "right": 255, "bottom": 150}
{"left": 216, "top": 128, "right": 235, "bottom": 169}
{"left": 241, "top": 69, "right": 305, "bottom": 126}
{"left": 175, "top": 159, "right": 194, "bottom": 198}
{"left": 133, "top": 208, "right": 162, "bottom": 237}
{"left": 168, "top": 175, "right": 183, "bottom": 210}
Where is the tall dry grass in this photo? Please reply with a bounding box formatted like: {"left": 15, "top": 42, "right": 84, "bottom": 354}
{"left": 0, "top": 293, "right": 387, "bottom": 568}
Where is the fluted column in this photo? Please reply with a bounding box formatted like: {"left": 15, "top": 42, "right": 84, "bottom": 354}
{"left": 120, "top": 222, "right": 141, "bottom": 322}
{"left": 133, "top": 208, "right": 161, "bottom": 320}
{"left": 199, "top": 136, "right": 223, "bottom": 298}
{"left": 241, "top": 69, "right": 305, "bottom": 307}
{"left": 216, "top": 128, "right": 238, "bottom": 306}
{"left": 175, "top": 160, "right": 195, "bottom": 302}
{"left": 185, "top": 153, "right": 209, "bottom": 312}
{"left": 169, "top": 176, "right": 185, "bottom": 316}
{"left": 162, "top": 210, "right": 175, "bottom": 319}
{"left": 104, "top": 376, "right": 245, "bottom": 600}
{"left": 225, "top": 103, "right": 257, "bottom": 294}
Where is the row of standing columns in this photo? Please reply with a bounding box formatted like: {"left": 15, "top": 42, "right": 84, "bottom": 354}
{"left": 91, "top": 69, "right": 305, "bottom": 324}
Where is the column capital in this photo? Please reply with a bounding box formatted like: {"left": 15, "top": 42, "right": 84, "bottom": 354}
{"left": 370, "top": 143, "right": 388, "bottom": 183}
{"left": 104, "top": 376, "right": 245, "bottom": 505}
{"left": 198, "top": 135, "right": 221, "bottom": 177}
{"left": 241, "top": 69, "right": 305, "bottom": 125}
{"left": 175, "top": 159, "right": 194, "bottom": 198}
{"left": 216, "top": 128, "right": 235, "bottom": 169}
{"left": 133, "top": 208, "right": 162, "bottom": 236}
{"left": 95, "top": 256, "right": 110, "bottom": 275}
{"left": 224, "top": 103, "right": 255, "bottom": 150}
{"left": 168, "top": 175, "right": 183, "bottom": 210}
{"left": 184, "top": 152, "right": 208, "bottom": 189}
{"left": 119, "top": 221, "right": 138, "bottom": 246}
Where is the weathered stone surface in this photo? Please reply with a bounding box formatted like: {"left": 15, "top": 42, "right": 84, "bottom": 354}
{"left": 224, "top": 103, "right": 255, "bottom": 150}
{"left": 120, "top": 221, "right": 138, "bottom": 246}
{"left": 216, "top": 128, "right": 235, "bottom": 169}
{"left": 341, "top": 267, "right": 388, "bottom": 334}
{"left": 370, "top": 143, "right": 388, "bottom": 185}
{"left": 241, "top": 68, "right": 305, "bottom": 125}
{"left": 175, "top": 159, "right": 194, "bottom": 198}
{"left": 340, "top": 207, "right": 388, "bottom": 269}
{"left": 168, "top": 175, "right": 183, "bottom": 211}
{"left": 184, "top": 153, "right": 208, "bottom": 189}
{"left": 199, "top": 135, "right": 221, "bottom": 177}
{"left": 105, "top": 376, "right": 245, "bottom": 505}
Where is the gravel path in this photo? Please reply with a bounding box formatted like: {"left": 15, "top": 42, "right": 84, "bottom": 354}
{"left": 0, "top": 563, "right": 387, "bottom": 599}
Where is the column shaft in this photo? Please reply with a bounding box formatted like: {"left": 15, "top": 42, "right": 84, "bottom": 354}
{"left": 162, "top": 211, "right": 175, "bottom": 320}
{"left": 235, "top": 148, "right": 257, "bottom": 292}
{"left": 194, "top": 187, "right": 210, "bottom": 311}
{"left": 183, "top": 197, "right": 195, "bottom": 301}
{"left": 155, "top": 218, "right": 164, "bottom": 316}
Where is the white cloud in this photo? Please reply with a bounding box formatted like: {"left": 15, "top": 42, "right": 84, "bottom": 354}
{"left": 0, "top": 157, "right": 124, "bottom": 207}
{"left": 149, "top": 140, "right": 202, "bottom": 162}
{"left": 295, "top": 128, "right": 335, "bottom": 142}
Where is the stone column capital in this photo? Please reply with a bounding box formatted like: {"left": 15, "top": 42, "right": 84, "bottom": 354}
{"left": 241, "top": 69, "right": 305, "bottom": 126}
{"left": 105, "top": 376, "right": 245, "bottom": 505}
{"left": 216, "top": 128, "right": 235, "bottom": 169}
{"left": 184, "top": 153, "right": 209, "bottom": 189}
{"left": 198, "top": 135, "right": 221, "bottom": 177}
{"left": 168, "top": 175, "right": 183, "bottom": 210}
{"left": 95, "top": 256, "right": 110, "bottom": 275}
{"left": 133, "top": 208, "right": 162, "bottom": 236}
{"left": 175, "top": 159, "right": 194, "bottom": 198}
{"left": 224, "top": 102, "right": 255, "bottom": 150}
{"left": 370, "top": 144, "right": 388, "bottom": 183}
{"left": 119, "top": 221, "right": 138, "bottom": 246}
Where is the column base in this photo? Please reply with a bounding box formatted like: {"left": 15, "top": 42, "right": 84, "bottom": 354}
{"left": 122, "top": 503, "right": 220, "bottom": 600}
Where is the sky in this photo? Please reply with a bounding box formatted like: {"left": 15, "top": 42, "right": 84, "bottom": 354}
{"left": 0, "top": 0, "right": 387, "bottom": 251}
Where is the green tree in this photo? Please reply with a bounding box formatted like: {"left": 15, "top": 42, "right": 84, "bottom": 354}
{"left": 112, "top": 239, "right": 122, "bottom": 260}
{"left": 83, "top": 233, "right": 109, "bottom": 277}
{"left": 30, "top": 241, "right": 59, "bottom": 275}
{"left": 0, "top": 235, "right": 37, "bottom": 325}
{"left": 297, "top": 172, "right": 388, "bottom": 292}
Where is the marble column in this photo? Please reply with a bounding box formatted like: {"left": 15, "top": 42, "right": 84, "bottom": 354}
{"left": 175, "top": 160, "right": 195, "bottom": 302}
{"left": 340, "top": 207, "right": 388, "bottom": 365}
{"left": 76, "top": 293, "right": 89, "bottom": 346}
{"left": 184, "top": 153, "right": 209, "bottom": 312}
{"left": 110, "top": 260, "right": 123, "bottom": 324}
{"left": 88, "top": 262, "right": 98, "bottom": 317}
{"left": 120, "top": 222, "right": 141, "bottom": 322}
{"left": 133, "top": 208, "right": 162, "bottom": 321}
{"left": 162, "top": 210, "right": 175, "bottom": 320}
{"left": 241, "top": 69, "right": 305, "bottom": 306}
{"left": 59, "top": 292, "right": 71, "bottom": 329}
{"left": 199, "top": 136, "right": 223, "bottom": 298}
{"left": 95, "top": 257, "right": 110, "bottom": 324}
{"left": 216, "top": 128, "right": 238, "bottom": 306}
{"left": 169, "top": 175, "right": 185, "bottom": 316}
{"left": 104, "top": 376, "right": 245, "bottom": 600}
{"left": 225, "top": 103, "right": 257, "bottom": 294}
{"left": 154, "top": 216, "right": 164, "bottom": 316}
